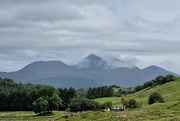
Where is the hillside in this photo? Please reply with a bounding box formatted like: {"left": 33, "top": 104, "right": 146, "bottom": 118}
{"left": 96, "top": 77, "right": 180, "bottom": 104}
{"left": 59, "top": 77, "right": 180, "bottom": 120}
{"left": 92, "top": 77, "right": 180, "bottom": 120}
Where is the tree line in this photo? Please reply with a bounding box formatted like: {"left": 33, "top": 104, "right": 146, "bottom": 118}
{"left": 0, "top": 78, "right": 113, "bottom": 114}
{"left": 86, "top": 86, "right": 114, "bottom": 99}
{"left": 134, "top": 75, "right": 175, "bottom": 92}
{"left": 0, "top": 78, "right": 41, "bottom": 111}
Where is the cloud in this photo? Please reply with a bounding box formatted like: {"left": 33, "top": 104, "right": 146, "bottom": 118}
{"left": 0, "top": 0, "right": 180, "bottom": 74}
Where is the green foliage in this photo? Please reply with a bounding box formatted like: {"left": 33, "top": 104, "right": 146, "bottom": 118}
{"left": 69, "top": 97, "right": 100, "bottom": 112}
{"left": 128, "top": 99, "right": 138, "bottom": 109}
{"left": 0, "top": 78, "right": 42, "bottom": 111}
{"left": 76, "top": 88, "right": 88, "bottom": 97}
{"left": 33, "top": 86, "right": 62, "bottom": 114}
{"left": 121, "top": 96, "right": 127, "bottom": 109}
{"left": 32, "top": 97, "right": 48, "bottom": 114}
{"left": 58, "top": 87, "right": 76, "bottom": 110}
{"left": 121, "top": 96, "right": 139, "bottom": 109}
{"left": 135, "top": 75, "right": 175, "bottom": 92}
{"left": 115, "top": 87, "right": 135, "bottom": 96}
{"left": 148, "top": 92, "right": 165, "bottom": 105}
{"left": 86, "top": 86, "right": 114, "bottom": 99}
{"left": 1, "top": 78, "right": 180, "bottom": 121}
{"left": 38, "top": 86, "right": 57, "bottom": 97}
{"left": 101, "top": 101, "right": 112, "bottom": 109}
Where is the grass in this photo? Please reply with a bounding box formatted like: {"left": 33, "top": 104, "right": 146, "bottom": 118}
{"left": 0, "top": 111, "right": 63, "bottom": 121}
{"left": 1, "top": 77, "right": 180, "bottom": 120}
{"left": 94, "top": 97, "right": 121, "bottom": 106}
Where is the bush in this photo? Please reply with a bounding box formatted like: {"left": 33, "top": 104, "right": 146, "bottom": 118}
{"left": 69, "top": 97, "right": 100, "bottom": 112}
{"left": 128, "top": 99, "right": 138, "bottom": 109}
{"left": 101, "top": 101, "right": 112, "bottom": 109}
{"left": 148, "top": 92, "right": 164, "bottom": 105}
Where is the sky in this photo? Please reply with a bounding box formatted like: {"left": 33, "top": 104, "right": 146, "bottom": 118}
{"left": 0, "top": 0, "right": 180, "bottom": 74}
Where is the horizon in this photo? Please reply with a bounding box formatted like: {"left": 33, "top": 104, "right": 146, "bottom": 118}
{"left": 0, "top": 53, "right": 179, "bottom": 75}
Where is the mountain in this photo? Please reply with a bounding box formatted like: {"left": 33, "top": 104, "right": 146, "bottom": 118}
{"left": 0, "top": 54, "right": 178, "bottom": 89}
{"left": 76, "top": 53, "right": 108, "bottom": 70}
{"left": 105, "top": 57, "right": 135, "bottom": 69}
{"left": 142, "top": 65, "right": 178, "bottom": 76}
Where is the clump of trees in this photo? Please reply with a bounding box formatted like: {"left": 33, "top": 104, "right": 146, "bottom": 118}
{"left": 135, "top": 75, "right": 175, "bottom": 92}
{"left": 0, "top": 78, "right": 42, "bottom": 111}
{"left": 0, "top": 78, "right": 114, "bottom": 113}
{"left": 58, "top": 87, "right": 77, "bottom": 110}
{"left": 115, "top": 87, "right": 135, "bottom": 97}
{"left": 121, "top": 96, "right": 141, "bottom": 109}
{"left": 148, "top": 92, "right": 164, "bottom": 105}
{"left": 86, "top": 86, "right": 114, "bottom": 99}
{"left": 69, "top": 97, "right": 112, "bottom": 112}
{"left": 69, "top": 97, "right": 100, "bottom": 112}
{"left": 33, "top": 86, "right": 62, "bottom": 115}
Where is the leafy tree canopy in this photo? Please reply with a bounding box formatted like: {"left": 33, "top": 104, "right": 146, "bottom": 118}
{"left": 33, "top": 86, "right": 62, "bottom": 114}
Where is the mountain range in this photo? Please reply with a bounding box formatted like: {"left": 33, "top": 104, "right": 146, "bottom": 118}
{"left": 0, "top": 54, "right": 178, "bottom": 89}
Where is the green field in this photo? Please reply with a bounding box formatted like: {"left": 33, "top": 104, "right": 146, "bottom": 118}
{"left": 0, "top": 111, "right": 63, "bottom": 121}
{"left": 1, "top": 77, "right": 180, "bottom": 121}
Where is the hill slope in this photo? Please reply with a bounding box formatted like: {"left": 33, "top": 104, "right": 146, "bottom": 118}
{"left": 94, "top": 77, "right": 180, "bottom": 120}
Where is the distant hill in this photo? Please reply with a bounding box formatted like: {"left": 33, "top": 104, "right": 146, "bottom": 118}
{"left": 0, "top": 54, "right": 178, "bottom": 88}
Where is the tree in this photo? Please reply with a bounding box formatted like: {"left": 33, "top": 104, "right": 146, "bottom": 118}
{"left": 32, "top": 97, "right": 48, "bottom": 114}
{"left": 68, "top": 97, "right": 83, "bottom": 112}
{"left": 148, "top": 92, "right": 164, "bottom": 105}
{"left": 128, "top": 99, "right": 137, "bottom": 109}
{"left": 121, "top": 96, "right": 127, "bottom": 109}
{"left": 76, "top": 88, "right": 88, "bottom": 97}
{"left": 58, "top": 87, "right": 76, "bottom": 110}
{"left": 156, "top": 76, "right": 165, "bottom": 84}
{"left": 101, "top": 101, "right": 112, "bottom": 109}
{"left": 33, "top": 86, "right": 62, "bottom": 114}
{"left": 49, "top": 93, "right": 62, "bottom": 111}
{"left": 107, "top": 86, "right": 114, "bottom": 97}
{"left": 69, "top": 97, "right": 100, "bottom": 112}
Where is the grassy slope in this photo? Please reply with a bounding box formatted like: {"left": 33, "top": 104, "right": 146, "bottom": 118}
{"left": 93, "top": 77, "right": 180, "bottom": 120}
{"left": 95, "top": 77, "right": 180, "bottom": 106}
{"left": 60, "top": 77, "right": 180, "bottom": 121}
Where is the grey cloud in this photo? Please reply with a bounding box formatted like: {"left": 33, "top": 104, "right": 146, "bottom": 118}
{"left": 16, "top": 4, "right": 84, "bottom": 22}
{"left": 0, "top": 0, "right": 180, "bottom": 74}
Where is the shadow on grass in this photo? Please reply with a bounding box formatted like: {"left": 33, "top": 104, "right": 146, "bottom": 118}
{"left": 21, "top": 112, "right": 55, "bottom": 117}
{"left": 36, "top": 112, "right": 56, "bottom": 117}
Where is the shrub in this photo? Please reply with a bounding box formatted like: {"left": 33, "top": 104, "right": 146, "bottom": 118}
{"left": 128, "top": 99, "right": 138, "bottom": 109}
{"left": 101, "top": 101, "right": 112, "bottom": 109}
{"left": 148, "top": 92, "right": 164, "bottom": 105}
{"left": 69, "top": 97, "right": 100, "bottom": 112}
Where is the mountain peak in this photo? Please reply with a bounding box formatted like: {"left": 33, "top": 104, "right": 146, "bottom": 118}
{"left": 85, "top": 53, "right": 102, "bottom": 61}
{"left": 76, "top": 53, "right": 108, "bottom": 69}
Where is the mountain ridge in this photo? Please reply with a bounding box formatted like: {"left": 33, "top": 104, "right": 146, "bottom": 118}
{"left": 0, "top": 54, "right": 178, "bottom": 89}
